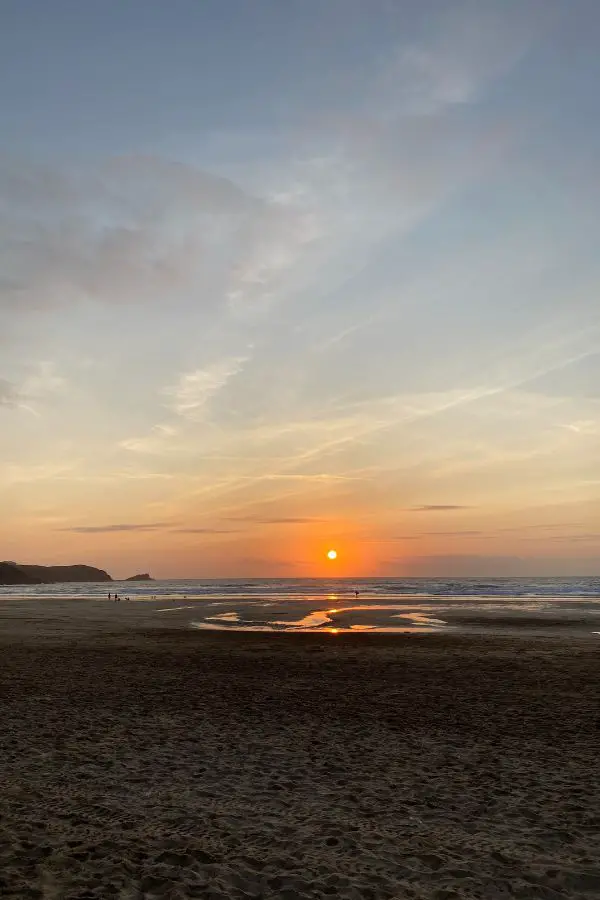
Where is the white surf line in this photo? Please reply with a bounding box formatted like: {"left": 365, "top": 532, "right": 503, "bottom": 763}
{"left": 155, "top": 606, "right": 195, "bottom": 613}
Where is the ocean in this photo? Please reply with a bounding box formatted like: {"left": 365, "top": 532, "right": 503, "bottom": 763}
{"left": 2, "top": 576, "right": 600, "bottom": 636}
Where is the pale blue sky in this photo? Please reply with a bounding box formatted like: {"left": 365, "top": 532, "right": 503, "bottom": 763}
{"left": 1, "top": 0, "right": 599, "bottom": 577}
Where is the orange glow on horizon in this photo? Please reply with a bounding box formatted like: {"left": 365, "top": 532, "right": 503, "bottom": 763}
{"left": 279, "top": 527, "right": 376, "bottom": 578}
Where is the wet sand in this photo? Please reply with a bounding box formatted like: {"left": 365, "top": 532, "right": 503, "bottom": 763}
{"left": 1, "top": 619, "right": 599, "bottom": 899}
{"left": 2, "top": 594, "right": 599, "bottom": 639}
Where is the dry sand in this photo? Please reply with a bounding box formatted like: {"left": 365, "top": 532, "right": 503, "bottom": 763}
{"left": 0, "top": 603, "right": 599, "bottom": 899}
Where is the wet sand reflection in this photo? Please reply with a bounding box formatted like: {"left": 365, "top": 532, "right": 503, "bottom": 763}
{"left": 192, "top": 604, "right": 449, "bottom": 633}
{"left": 182, "top": 596, "right": 600, "bottom": 636}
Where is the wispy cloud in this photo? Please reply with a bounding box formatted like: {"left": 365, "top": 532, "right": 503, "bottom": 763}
{"left": 0, "top": 362, "right": 65, "bottom": 414}
{"left": 498, "top": 523, "right": 586, "bottom": 533}
{"left": 21, "top": 361, "right": 65, "bottom": 397}
{"left": 172, "top": 527, "right": 238, "bottom": 534}
{"left": 410, "top": 505, "right": 472, "bottom": 512}
{"left": 120, "top": 424, "right": 179, "bottom": 455}
{"left": 423, "top": 530, "right": 485, "bottom": 536}
{"left": 59, "top": 522, "right": 173, "bottom": 534}
{"left": 164, "top": 356, "right": 247, "bottom": 421}
{"left": 377, "top": 0, "right": 555, "bottom": 117}
{"left": 224, "top": 515, "right": 326, "bottom": 525}
{"left": 227, "top": 194, "right": 325, "bottom": 315}
{"left": 559, "top": 420, "right": 600, "bottom": 436}
{"left": 0, "top": 156, "right": 256, "bottom": 316}
{"left": 0, "top": 462, "right": 78, "bottom": 485}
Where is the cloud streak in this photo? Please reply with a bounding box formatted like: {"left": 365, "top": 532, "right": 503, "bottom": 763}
{"left": 0, "top": 362, "right": 64, "bottom": 414}
{"left": 423, "top": 530, "right": 485, "bottom": 537}
{"left": 172, "top": 528, "right": 238, "bottom": 534}
{"left": 60, "top": 523, "right": 173, "bottom": 534}
{"left": 382, "top": 0, "right": 554, "bottom": 117}
{"left": 224, "top": 515, "right": 326, "bottom": 525}
{"left": 164, "top": 357, "right": 248, "bottom": 421}
{"left": 410, "top": 505, "right": 473, "bottom": 512}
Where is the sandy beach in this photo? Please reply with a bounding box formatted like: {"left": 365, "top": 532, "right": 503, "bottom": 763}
{"left": 1, "top": 605, "right": 599, "bottom": 899}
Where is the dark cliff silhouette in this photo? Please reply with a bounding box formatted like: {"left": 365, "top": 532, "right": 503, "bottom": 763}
{"left": 0, "top": 562, "right": 43, "bottom": 585}
{"left": 0, "top": 563, "right": 112, "bottom": 585}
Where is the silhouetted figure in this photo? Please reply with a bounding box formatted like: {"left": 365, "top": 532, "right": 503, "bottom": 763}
{"left": 108, "top": 592, "right": 111, "bottom": 601}
{"left": 355, "top": 589, "right": 360, "bottom": 599}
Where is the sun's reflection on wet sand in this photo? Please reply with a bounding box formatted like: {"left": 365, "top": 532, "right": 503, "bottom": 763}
{"left": 148, "top": 592, "right": 600, "bottom": 636}
{"left": 272, "top": 611, "right": 333, "bottom": 628}
{"left": 190, "top": 604, "right": 449, "bottom": 633}
{"left": 273, "top": 606, "right": 448, "bottom": 630}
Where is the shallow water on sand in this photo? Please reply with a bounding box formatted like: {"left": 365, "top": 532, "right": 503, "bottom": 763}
{"left": 188, "top": 596, "right": 600, "bottom": 635}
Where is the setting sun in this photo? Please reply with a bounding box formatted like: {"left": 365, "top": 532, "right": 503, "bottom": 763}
{"left": 327, "top": 549, "right": 338, "bottom": 560}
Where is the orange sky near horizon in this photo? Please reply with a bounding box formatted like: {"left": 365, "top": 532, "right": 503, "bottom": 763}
{"left": 2, "top": 497, "right": 599, "bottom": 579}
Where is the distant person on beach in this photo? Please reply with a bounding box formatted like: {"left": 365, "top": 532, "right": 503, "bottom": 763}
{"left": 355, "top": 589, "right": 360, "bottom": 598}
{"left": 108, "top": 592, "right": 111, "bottom": 601}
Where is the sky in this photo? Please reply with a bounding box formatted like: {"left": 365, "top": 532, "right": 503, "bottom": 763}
{"left": 1, "top": 0, "right": 599, "bottom": 579}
